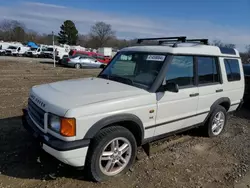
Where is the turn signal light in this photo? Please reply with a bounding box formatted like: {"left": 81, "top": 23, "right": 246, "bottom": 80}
{"left": 60, "top": 118, "right": 76, "bottom": 137}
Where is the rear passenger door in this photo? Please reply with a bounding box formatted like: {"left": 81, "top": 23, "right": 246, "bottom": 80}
{"left": 196, "top": 56, "right": 224, "bottom": 122}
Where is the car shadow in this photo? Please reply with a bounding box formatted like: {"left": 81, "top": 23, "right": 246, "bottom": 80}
{"left": 0, "top": 116, "right": 88, "bottom": 181}
{"left": 233, "top": 103, "right": 250, "bottom": 120}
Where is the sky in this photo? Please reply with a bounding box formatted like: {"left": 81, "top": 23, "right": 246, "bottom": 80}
{"left": 0, "top": 0, "right": 249, "bottom": 51}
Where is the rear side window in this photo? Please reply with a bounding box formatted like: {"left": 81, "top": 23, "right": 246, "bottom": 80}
{"left": 197, "top": 56, "right": 220, "bottom": 84}
{"left": 224, "top": 59, "right": 241, "bottom": 81}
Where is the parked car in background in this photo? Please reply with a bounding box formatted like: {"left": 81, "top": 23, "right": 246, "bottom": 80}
{"left": 62, "top": 55, "right": 105, "bottom": 69}
{"left": 12, "top": 46, "right": 30, "bottom": 56}
{"left": 243, "top": 64, "right": 250, "bottom": 102}
{"left": 25, "top": 47, "right": 39, "bottom": 57}
{"left": 54, "top": 45, "right": 71, "bottom": 63}
{"left": 68, "top": 50, "right": 111, "bottom": 64}
{"left": 0, "top": 42, "right": 11, "bottom": 55}
{"left": 41, "top": 46, "right": 54, "bottom": 58}
{"left": 5, "top": 46, "right": 19, "bottom": 56}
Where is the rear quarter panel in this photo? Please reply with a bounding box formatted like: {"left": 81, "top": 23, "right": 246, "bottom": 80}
{"left": 219, "top": 57, "right": 244, "bottom": 111}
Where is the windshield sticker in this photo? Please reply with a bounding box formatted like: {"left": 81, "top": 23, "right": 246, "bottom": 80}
{"left": 146, "top": 55, "right": 165, "bottom": 61}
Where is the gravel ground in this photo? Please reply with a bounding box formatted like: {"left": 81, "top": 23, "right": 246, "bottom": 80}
{"left": 0, "top": 59, "right": 249, "bottom": 188}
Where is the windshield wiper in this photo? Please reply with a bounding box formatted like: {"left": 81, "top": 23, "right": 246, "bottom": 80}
{"left": 98, "top": 74, "right": 109, "bottom": 80}
{"left": 99, "top": 74, "right": 134, "bottom": 86}
{"left": 109, "top": 75, "right": 134, "bottom": 86}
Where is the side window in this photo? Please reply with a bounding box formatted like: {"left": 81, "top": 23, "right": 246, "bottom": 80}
{"left": 197, "top": 56, "right": 219, "bottom": 84}
{"left": 166, "top": 56, "right": 194, "bottom": 87}
{"left": 224, "top": 59, "right": 241, "bottom": 81}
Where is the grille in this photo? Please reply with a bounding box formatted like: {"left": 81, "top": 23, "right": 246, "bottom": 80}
{"left": 28, "top": 98, "right": 45, "bottom": 129}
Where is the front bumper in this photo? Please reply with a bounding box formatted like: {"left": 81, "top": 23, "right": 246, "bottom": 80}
{"left": 22, "top": 109, "right": 90, "bottom": 167}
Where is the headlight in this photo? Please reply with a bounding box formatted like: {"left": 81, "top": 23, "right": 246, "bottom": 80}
{"left": 48, "top": 113, "right": 76, "bottom": 137}
{"left": 48, "top": 114, "right": 61, "bottom": 132}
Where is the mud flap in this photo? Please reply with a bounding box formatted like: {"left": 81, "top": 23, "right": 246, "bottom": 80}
{"left": 142, "top": 143, "right": 151, "bottom": 156}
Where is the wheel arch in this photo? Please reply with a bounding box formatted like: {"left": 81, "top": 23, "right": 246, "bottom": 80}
{"left": 84, "top": 114, "right": 144, "bottom": 146}
{"left": 210, "top": 97, "right": 231, "bottom": 112}
{"left": 203, "top": 97, "right": 231, "bottom": 124}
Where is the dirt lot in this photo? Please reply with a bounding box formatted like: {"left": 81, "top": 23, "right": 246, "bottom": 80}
{"left": 0, "top": 58, "right": 250, "bottom": 188}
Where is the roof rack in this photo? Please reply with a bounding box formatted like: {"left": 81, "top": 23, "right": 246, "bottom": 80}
{"left": 185, "top": 39, "right": 209, "bottom": 45}
{"left": 158, "top": 39, "right": 184, "bottom": 45}
{"left": 137, "top": 36, "right": 186, "bottom": 44}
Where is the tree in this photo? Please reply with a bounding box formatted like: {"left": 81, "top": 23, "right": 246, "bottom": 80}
{"left": 0, "top": 19, "right": 26, "bottom": 41}
{"left": 211, "top": 40, "right": 236, "bottom": 48}
{"left": 57, "top": 20, "right": 78, "bottom": 45}
{"left": 89, "top": 21, "right": 115, "bottom": 48}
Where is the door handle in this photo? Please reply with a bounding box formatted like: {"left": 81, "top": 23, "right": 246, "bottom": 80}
{"left": 189, "top": 93, "right": 199, "bottom": 97}
{"left": 216, "top": 89, "right": 223, "bottom": 93}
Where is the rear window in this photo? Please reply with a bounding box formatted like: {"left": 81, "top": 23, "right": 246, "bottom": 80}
{"left": 224, "top": 59, "right": 241, "bottom": 81}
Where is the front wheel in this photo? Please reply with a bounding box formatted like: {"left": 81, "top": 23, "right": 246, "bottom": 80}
{"left": 75, "top": 63, "right": 81, "bottom": 69}
{"left": 85, "top": 126, "right": 137, "bottom": 182}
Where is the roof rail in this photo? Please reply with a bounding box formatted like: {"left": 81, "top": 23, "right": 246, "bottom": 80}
{"left": 137, "top": 36, "right": 186, "bottom": 44}
{"left": 185, "top": 39, "right": 209, "bottom": 45}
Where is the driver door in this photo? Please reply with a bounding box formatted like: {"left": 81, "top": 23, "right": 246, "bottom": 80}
{"left": 154, "top": 55, "right": 199, "bottom": 136}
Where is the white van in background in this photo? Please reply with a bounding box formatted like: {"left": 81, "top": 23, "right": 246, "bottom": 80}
{"left": 55, "top": 45, "right": 71, "bottom": 63}
{"left": 0, "top": 42, "right": 11, "bottom": 55}
{"left": 12, "top": 46, "right": 31, "bottom": 56}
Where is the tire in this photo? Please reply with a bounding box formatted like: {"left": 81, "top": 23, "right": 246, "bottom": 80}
{"left": 84, "top": 126, "right": 137, "bottom": 182}
{"left": 75, "top": 63, "right": 81, "bottom": 69}
{"left": 99, "top": 64, "right": 105, "bottom": 69}
{"left": 205, "top": 105, "right": 227, "bottom": 137}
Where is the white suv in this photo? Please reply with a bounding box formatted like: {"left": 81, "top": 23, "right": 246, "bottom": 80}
{"left": 22, "top": 37, "right": 244, "bottom": 182}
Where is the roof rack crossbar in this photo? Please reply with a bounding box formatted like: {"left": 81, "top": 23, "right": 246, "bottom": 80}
{"left": 185, "top": 39, "right": 209, "bottom": 45}
{"left": 158, "top": 39, "right": 183, "bottom": 45}
{"left": 137, "top": 36, "right": 186, "bottom": 44}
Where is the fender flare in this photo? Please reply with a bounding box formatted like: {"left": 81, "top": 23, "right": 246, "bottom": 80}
{"left": 84, "top": 113, "right": 144, "bottom": 141}
{"left": 203, "top": 97, "right": 231, "bottom": 123}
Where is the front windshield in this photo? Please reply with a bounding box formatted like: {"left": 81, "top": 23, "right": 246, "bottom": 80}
{"left": 44, "top": 47, "right": 54, "bottom": 52}
{"left": 30, "top": 48, "right": 37, "bottom": 51}
{"left": 98, "top": 51, "right": 167, "bottom": 90}
{"left": 8, "top": 46, "right": 17, "bottom": 49}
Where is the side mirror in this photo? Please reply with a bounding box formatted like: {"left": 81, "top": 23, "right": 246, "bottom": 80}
{"left": 158, "top": 82, "right": 179, "bottom": 93}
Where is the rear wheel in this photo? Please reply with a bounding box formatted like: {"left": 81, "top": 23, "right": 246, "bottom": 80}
{"left": 85, "top": 126, "right": 137, "bottom": 182}
{"left": 75, "top": 63, "right": 81, "bottom": 69}
{"left": 206, "top": 106, "right": 227, "bottom": 137}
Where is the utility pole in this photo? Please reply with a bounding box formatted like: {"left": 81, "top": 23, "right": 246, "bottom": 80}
{"left": 52, "top": 31, "right": 56, "bottom": 67}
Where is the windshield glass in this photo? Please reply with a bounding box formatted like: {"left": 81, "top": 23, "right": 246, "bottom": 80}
{"left": 30, "top": 47, "right": 37, "bottom": 51}
{"left": 98, "top": 51, "right": 166, "bottom": 90}
{"left": 44, "top": 47, "right": 53, "bottom": 51}
{"left": 8, "top": 46, "right": 17, "bottom": 49}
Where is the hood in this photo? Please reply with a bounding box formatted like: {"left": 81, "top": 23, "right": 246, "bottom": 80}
{"left": 30, "top": 77, "right": 148, "bottom": 116}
